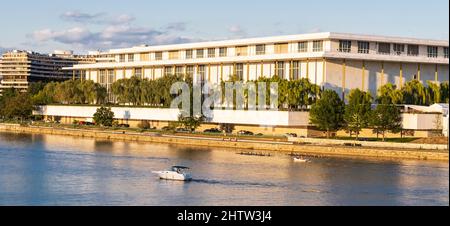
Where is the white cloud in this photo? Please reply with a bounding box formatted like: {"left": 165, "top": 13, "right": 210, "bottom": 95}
{"left": 166, "top": 22, "right": 187, "bottom": 31}
{"left": 60, "top": 11, "right": 134, "bottom": 25}
{"left": 228, "top": 25, "right": 247, "bottom": 37}
{"left": 0, "top": 46, "right": 10, "bottom": 54}
{"left": 30, "top": 24, "right": 202, "bottom": 51}
{"left": 61, "top": 11, "right": 105, "bottom": 23}
{"left": 28, "top": 11, "right": 204, "bottom": 52}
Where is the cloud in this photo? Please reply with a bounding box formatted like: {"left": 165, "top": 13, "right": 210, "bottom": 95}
{"left": 60, "top": 11, "right": 134, "bottom": 24}
{"left": 166, "top": 22, "right": 187, "bottom": 31}
{"left": 28, "top": 11, "right": 203, "bottom": 52}
{"left": 0, "top": 46, "right": 12, "bottom": 55}
{"left": 29, "top": 24, "right": 202, "bottom": 51}
{"left": 309, "top": 27, "right": 323, "bottom": 33}
{"left": 228, "top": 25, "right": 247, "bottom": 37}
{"left": 61, "top": 11, "right": 105, "bottom": 23}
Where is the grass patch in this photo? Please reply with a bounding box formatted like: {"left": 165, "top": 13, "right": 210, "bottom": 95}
{"left": 331, "top": 136, "right": 420, "bottom": 143}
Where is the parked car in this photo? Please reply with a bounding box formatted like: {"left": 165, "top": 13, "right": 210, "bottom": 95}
{"left": 284, "top": 133, "right": 298, "bottom": 138}
{"left": 118, "top": 124, "right": 130, "bottom": 128}
{"left": 78, "top": 121, "right": 94, "bottom": 126}
{"left": 204, "top": 128, "right": 222, "bottom": 133}
{"left": 161, "top": 126, "right": 173, "bottom": 131}
{"left": 237, "top": 130, "right": 254, "bottom": 136}
{"left": 255, "top": 133, "right": 264, "bottom": 136}
{"left": 176, "top": 128, "right": 190, "bottom": 133}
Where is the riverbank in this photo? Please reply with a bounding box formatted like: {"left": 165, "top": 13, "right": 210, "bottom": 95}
{"left": 0, "top": 123, "right": 448, "bottom": 161}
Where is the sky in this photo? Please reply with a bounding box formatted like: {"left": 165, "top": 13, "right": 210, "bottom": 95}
{"left": 0, "top": 0, "right": 448, "bottom": 54}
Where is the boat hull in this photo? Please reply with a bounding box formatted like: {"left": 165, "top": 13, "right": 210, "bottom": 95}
{"left": 152, "top": 171, "right": 192, "bottom": 181}
{"left": 293, "top": 158, "right": 309, "bottom": 163}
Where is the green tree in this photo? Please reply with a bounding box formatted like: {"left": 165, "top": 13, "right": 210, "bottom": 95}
{"left": 440, "top": 82, "right": 449, "bottom": 103}
{"left": 344, "top": 89, "right": 373, "bottom": 140}
{"left": 0, "top": 92, "right": 34, "bottom": 121}
{"left": 219, "top": 123, "right": 235, "bottom": 134}
{"left": 370, "top": 104, "right": 402, "bottom": 141}
{"left": 28, "top": 82, "right": 47, "bottom": 96}
{"left": 377, "top": 83, "right": 403, "bottom": 104}
{"left": 93, "top": 107, "right": 115, "bottom": 127}
{"left": 178, "top": 112, "right": 205, "bottom": 132}
{"left": 401, "top": 80, "right": 426, "bottom": 105}
{"left": 426, "top": 81, "right": 441, "bottom": 105}
{"left": 309, "top": 90, "right": 345, "bottom": 138}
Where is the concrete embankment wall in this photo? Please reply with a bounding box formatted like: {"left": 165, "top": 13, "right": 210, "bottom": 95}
{"left": 0, "top": 124, "right": 448, "bottom": 161}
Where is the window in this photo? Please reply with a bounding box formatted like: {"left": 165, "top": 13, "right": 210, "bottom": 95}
{"left": 339, "top": 40, "right": 352, "bottom": 52}
{"left": 219, "top": 47, "right": 227, "bottom": 57}
{"left": 198, "top": 65, "right": 206, "bottom": 83}
{"left": 186, "top": 66, "right": 194, "bottom": 77}
{"left": 164, "top": 66, "right": 174, "bottom": 76}
{"left": 134, "top": 68, "right": 142, "bottom": 78}
{"left": 393, "top": 44, "right": 405, "bottom": 55}
{"left": 128, "top": 54, "right": 134, "bottom": 62}
{"left": 407, "top": 45, "right": 419, "bottom": 56}
{"left": 155, "top": 52, "right": 162, "bottom": 60}
{"left": 291, "top": 61, "right": 300, "bottom": 80}
{"left": 256, "top": 44, "right": 266, "bottom": 55}
{"left": 119, "top": 54, "right": 125, "bottom": 62}
{"left": 175, "top": 66, "right": 184, "bottom": 76}
{"left": 99, "top": 70, "right": 106, "bottom": 85}
{"left": 276, "top": 62, "right": 285, "bottom": 78}
{"left": 185, "top": 49, "right": 193, "bottom": 59}
{"left": 444, "top": 47, "right": 448, "bottom": 58}
{"left": 427, "top": 46, "right": 438, "bottom": 58}
{"left": 358, "top": 41, "right": 370, "bottom": 54}
{"left": 235, "top": 63, "right": 244, "bottom": 81}
{"left": 235, "top": 46, "right": 248, "bottom": 56}
{"left": 108, "top": 70, "right": 114, "bottom": 84}
{"left": 196, "top": 49, "right": 204, "bottom": 58}
{"left": 169, "top": 51, "right": 179, "bottom": 60}
{"left": 208, "top": 48, "right": 216, "bottom": 58}
{"left": 313, "top": 41, "right": 323, "bottom": 52}
{"left": 298, "top": 42, "right": 307, "bottom": 52}
{"left": 378, "top": 43, "right": 391, "bottom": 54}
{"left": 274, "top": 43, "right": 288, "bottom": 54}
{"left": 140, "top": 53, "right": 150, "bottom": 61}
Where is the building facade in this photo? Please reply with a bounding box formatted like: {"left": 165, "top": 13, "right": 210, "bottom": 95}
{"left": 67, "top": 32, "right": 449, "bottom": 100}
{"left": 0, "top": 50, "right": 95, "bottom": 93}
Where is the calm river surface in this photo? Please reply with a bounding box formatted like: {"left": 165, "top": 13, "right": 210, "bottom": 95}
{"left": 0, "top": 132, "right": 448, "bottom": 206}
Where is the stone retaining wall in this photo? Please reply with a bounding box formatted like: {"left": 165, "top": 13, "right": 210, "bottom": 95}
{"left": 0, "top": 124, "right": 448, "bottom": 161}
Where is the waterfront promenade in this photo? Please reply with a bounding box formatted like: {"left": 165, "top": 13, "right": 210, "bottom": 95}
{"left": 0, "top": 123, "right": 448, "bottom": 161}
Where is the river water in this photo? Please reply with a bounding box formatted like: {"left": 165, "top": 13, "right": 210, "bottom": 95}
{"left": 0, "top": 132, "right": 448, "bottom": 206}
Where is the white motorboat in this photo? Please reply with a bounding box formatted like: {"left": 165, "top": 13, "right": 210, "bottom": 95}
{"left": 293, "top": 157, "right": 310, "bottom": 163}
{"left": 152, "top": 166, "right": 192, "bottom": 181}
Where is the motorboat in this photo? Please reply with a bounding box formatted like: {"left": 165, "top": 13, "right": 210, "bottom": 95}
{"left": 152, "top": 166, "right": 192, "bottom": 181}
{"left": 293, "top": 157, "right": 310, "bottom": 163}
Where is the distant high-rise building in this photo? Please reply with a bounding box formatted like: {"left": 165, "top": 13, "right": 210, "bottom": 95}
{"left": 0, "top": 50, "right": 96, "bottom": 93}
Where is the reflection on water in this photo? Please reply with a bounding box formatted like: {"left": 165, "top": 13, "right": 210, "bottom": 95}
{"left": 0, "top": 132, "right": 448, "bottom": 206}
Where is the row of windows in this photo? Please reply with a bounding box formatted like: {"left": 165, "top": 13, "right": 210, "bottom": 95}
{"left": 338, "top": 40, "right": 448, "bottom": 58}
{"left": 115, "top": 41, "right": 325, "bottom": 62}
{"left": 107, "top": 61, "right": 313, "bottom": 81}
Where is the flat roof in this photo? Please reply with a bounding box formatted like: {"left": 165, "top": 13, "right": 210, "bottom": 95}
{"left": 99, "top": 32, "right": 449, "bottom": 55}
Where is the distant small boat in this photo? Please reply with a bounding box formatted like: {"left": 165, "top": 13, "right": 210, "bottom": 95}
{"left": 293, "top": 157, "right": 310, "bottom": 163}
{"left": 152, "top": 166, "right": 192, "bottom": 181}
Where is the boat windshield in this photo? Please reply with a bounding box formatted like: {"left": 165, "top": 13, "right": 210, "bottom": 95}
{"left": 171, "top": 166, "right": 190, "bottom": 172}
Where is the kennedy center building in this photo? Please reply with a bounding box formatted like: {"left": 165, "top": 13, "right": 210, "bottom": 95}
{"left": 67, "top": 32, "right": 449, "bottom": 99}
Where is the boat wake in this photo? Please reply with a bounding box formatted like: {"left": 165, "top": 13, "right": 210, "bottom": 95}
{"left": 191, "top": 178, "right": 284, "bottom": 188}
{"left": 190, "top": 179, "right": 329, "bottom": 194}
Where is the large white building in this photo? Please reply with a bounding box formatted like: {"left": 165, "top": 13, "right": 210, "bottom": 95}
{"left": 67, "top": 32, "right": 449, "bottom": 99}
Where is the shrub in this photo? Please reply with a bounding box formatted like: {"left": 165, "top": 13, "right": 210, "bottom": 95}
{"left": 138, "top": 121, "right": 151, "bottom": 129}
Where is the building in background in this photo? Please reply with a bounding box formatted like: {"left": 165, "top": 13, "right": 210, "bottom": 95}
{"left": 66, "top": 32, "right": 449, "bottom": 100}
{"left": 0, "top": 50, "right": 96, "bottom": 93}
